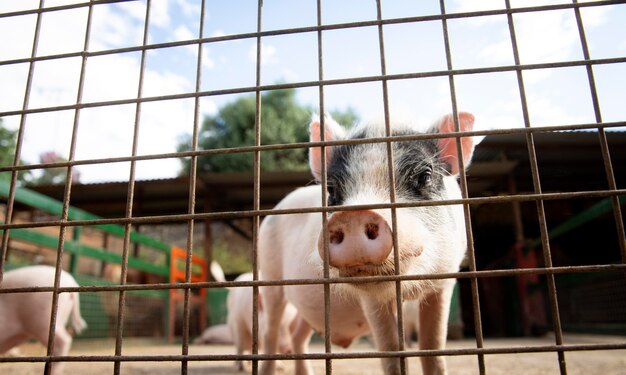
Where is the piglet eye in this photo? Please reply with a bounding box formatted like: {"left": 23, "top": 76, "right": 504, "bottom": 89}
{"left": 326, "top": 184, "right": 338, "bottom": 206}
{"left": 418, "top": 170, "right": 432, "bottom": 186}
{"left": 326, "top": 184, "right": 335, "bottom": 197}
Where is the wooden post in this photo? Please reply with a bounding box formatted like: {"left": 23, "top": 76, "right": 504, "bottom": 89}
{"left": 203, "top": 211, "right": 213, "bottom": 328}
{"left": 69, "top": 226, "right": 82, "bottom": 275}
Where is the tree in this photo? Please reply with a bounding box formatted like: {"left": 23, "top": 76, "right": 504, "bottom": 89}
{"left": 30, "top": 151, "right": 80, "bottom": 185}
{"left": 0, "top": 119, "right": 31, "bottom": 184}
{"left": 177, "top": 89, "right": 358, "bottom": 174}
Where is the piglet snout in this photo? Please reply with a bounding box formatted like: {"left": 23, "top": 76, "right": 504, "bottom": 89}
{"left": 318, "top": 210, "right": 393, "bottom": 268}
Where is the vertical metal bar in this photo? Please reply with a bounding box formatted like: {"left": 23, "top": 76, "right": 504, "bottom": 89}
{"left": 44, "top": 1, "right": 95, "bottom": 373}
{"left": 504, "top": 1, "right": 567, "bottom": 373}
{"left": 438, "top": 1, "right": 486, "bottom": 374}
{"left": 180, "top": 0, "right": 207, "bottom": 373}
{"left": 113, "top": 0, "right": 151, "bottom": 373}
{"left": 317, "top": 4, "right": 334, "bottom": 375}
{"left": 252, "top": 1, "right": 264, "bottom": 374}
{"left": 0, "top": 0, "right": 46, "bottom": 281}
{"left": 572, "top": 0, "right": 626, "bottom": 263}
{"left": 316, "top": 1, "right": 333, "bottom": 374}
{"left": 374, "top": 1, "right": 406, "bottom": 374}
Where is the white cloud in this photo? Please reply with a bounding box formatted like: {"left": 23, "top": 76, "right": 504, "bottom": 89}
{"left": 172, "top": 25, "right": 215, "bottom": 69}
{"left": 450, "top": 0, "right": 505, "bottom": 12}
{"left": 149, "top": 0, "right": 172, "bottom": 28}
{"left": 211, "top": 30, "right": 227, "bottom": 38}
{"left": 477, "top": 37, "right": 512, "bottom": 65}
{"left": 90, "top": 4, "right": 143, "bottom": 51}
{"left": 201, "top": 49, "right": 215, "bottom": 70}
{"left": 175, "top": 0, "right": 201, "bottom": 19}
{"left": 580, "top": 4, "right": 610, "bottom": 27}
{"left": 0, "top": 2, "right": 215, "bottom": 183}
{"left": 174, "top": 24, "right": 195, "bottom": 41}
{"left": 514, "top": 10, "right": 581, "bottom": 64}
{"left": 248, "top": 43, "right": 278, "bottom": 65}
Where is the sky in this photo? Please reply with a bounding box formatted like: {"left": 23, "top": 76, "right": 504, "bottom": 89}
{"left": 1, "top": 0, "right": 625, "bottom": 183}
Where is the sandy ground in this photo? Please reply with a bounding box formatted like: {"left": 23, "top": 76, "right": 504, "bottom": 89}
{"left": 1, "top": 334, "right": 625, "bottom": 374}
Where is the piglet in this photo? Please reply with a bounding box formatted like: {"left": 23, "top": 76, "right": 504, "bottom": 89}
{"left": 0, "top": 265, "right": 87, "bottom": 375}
{"left": 259, "top": 112, "right": 475, "bottom": 375}
{"left": 228, "top": 272, "right": 299, "bottom": 372}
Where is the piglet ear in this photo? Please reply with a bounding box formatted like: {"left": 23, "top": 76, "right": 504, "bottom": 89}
{"left": 309, "top": 114, "right": 346, "bottom": 182}
{"left": 436, "top": 112, "right": 475, "bottom": 176}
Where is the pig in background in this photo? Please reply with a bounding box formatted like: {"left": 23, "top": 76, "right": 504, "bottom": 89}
{"left": 193, "top": 323, "right": 233, "bottom": 345}
{"left": 0, "top": 265, "right": 87, "bottom": 375}
{"left": 227, "top": 272, "right": 299, "bottom": 372}
{"left": 259, "top": 112, "right": 476, "bottom": 375}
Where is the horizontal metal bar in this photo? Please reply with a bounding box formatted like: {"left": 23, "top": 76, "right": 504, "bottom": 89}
{"left": 528, "top": 195, "right": 626, "bottom": 248}
{"left": 0, "top": 0, "right": 131, "bottom": 19}
{"left": 6, "top": 228, "right": 169, "bottom": 276}
{"left": 0, "top": 180, "right": 171, "bottom": 252}
{"left": 2, "top": 55, "right": 626, "bottom": 119}
{"left": 1, "top": 263, "right": 624, "bottom": 295}
{"left": 1, "top": 120, "right": 625, "bottom": 174}
{"left": 2, "top": 188, "right": 625, "bottom": 231}
{"left": 2, "top": 0, "right": 624, "bottom": 65}
{"left": 0, "top": 342, "right": 624, "bottom": 364}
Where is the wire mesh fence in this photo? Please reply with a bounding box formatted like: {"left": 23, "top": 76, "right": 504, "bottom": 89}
{"left": 1, "top": 0, "right": 626, "bottom": 374}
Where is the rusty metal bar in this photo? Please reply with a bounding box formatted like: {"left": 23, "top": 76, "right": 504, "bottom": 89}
{"left": 1, "top": 263, "right": 625, "bottom": 296}
{"left": 111, "top": 1, "right": 151, "bottom": 374}
{"left": 1, "top": 342, "right": 625, "bottom": 365}
{"left": 42, "top": 1, "right": 96, "bottom": 374}
{"left": 2, "top": 119, "right": 625, "bottom": 175}
{"left": 176, "top": 0, "right": 208, "bottom": 373}
{"left": 3, "top": 0, "right": 625, "bottom": 58}
{"left": 315, "top": 0, "right": 334, "bottom": 374}
{"left": 4, "top": 56, "right": 626, "bottom": 119}
{"left": 2, "top": 188, "right": 626, "bottom": 232}
{"left": 439, "top": 1, "right": 486, "bottom": 373}
{"left": 572, "top": 0, "right": 626, "bottom": 265}
{"left": 251, "top": 1, "right": 264, "bottom": 374}
{"left": 504, "top": 1, "right": 568, "bottom": 373}
{"left": 375, "top": 0, "right": 406, "bottom": 372}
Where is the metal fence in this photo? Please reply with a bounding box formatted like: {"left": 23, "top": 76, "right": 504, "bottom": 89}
{"left": 1, "top": 0, "right": 625, "bottom": 374}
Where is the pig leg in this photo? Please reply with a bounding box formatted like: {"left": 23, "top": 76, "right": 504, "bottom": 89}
{"left": 418, "top": 284, "right": 454, "bottom": 375}
{"left": 232, "top": 322, "right": 251, "bottom": 371}
{"left": 0, "top": 333, "right": 28, "bottom": 354}
{"left": 361, "top": 297, "right": 403, "bottom": 375}
{"left": 259, "top": 286, "right": 287, "bottom": 375}
{"left": 36, "top": 328, "right": 72, "bottom": 375}
{"left": 290, "top": 315, "right": 314, "bottom": 375}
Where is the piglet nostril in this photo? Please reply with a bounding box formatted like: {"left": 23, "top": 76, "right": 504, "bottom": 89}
{"left": 330, "top": 230, "right": 344, "bottom": 245}
{"left": 365, "top": 223, "right": 379, "bottom": 240}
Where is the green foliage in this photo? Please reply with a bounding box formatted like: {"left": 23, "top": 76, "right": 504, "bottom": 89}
{"left": 29, "top": 151, "right": 81, "bottom": 185}
{"left": 0, "top": 120, "right": 16, "bottom": 171}
{"left": 177, "top": 89, "right": 358, "bottom": 174}
{"left": 211, "top": 240, "right": 253, "bottom": 275}
{"left": 0, "top": 119, "right": 31, "bottom": 183}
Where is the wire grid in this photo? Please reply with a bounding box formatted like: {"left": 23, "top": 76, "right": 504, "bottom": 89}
{"left": 0, "top": 1, "right": 625, "bottom": 375}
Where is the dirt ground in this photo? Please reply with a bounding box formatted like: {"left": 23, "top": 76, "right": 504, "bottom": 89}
{"left": 1, "top": 334, "right": 625, "bottom": 374}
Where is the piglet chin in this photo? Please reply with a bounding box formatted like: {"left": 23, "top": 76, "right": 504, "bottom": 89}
{"left": 335, "top": 259, "right": 397, "bottom": 278}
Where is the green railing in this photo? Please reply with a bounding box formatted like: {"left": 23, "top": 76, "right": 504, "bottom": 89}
{"left": 0, "top": 180, "right": 170, "bottom": 277}
{"left": 528, "top": 195, "right": 626, "bottom": 249}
